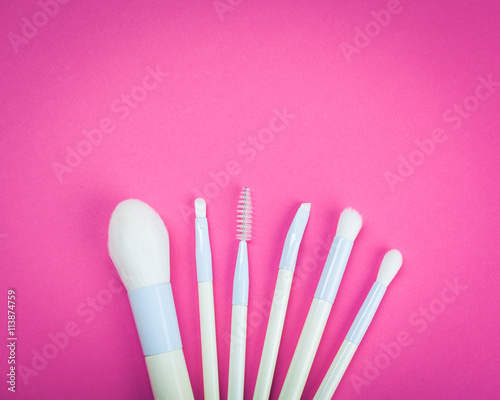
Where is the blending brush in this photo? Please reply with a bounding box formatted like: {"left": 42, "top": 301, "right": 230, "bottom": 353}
{"left": 228, "top": 187, "right": 252, "bottom": 400}
{"left": 253, "top": 203, "right": 311, "bottom": 400}
{"left": 278, "top": 208, "right": 363, "bottom": 400}
{"left": 313, "top": 249, "right": 403, "bottom": 400}
{"left": 108, "top": 199, "right": 194, "bottom": 400}
{"left": 194, "top": 198, "right": 219, "bottom": 400}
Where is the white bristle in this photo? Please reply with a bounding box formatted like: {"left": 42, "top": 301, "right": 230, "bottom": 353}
{"left": 335, "top": 208, "right": 363, "bottom": 241}
{"left": 376, "top": 249, "right": 403, "bottom": 287}
{"left": 300, "top": 203, "right": 311, "bottom": 213}
{"left": 236, "top": 187, "right": 252, "bottom": 241}
{"left": 195, "top": 198, "right": 206, "bottom": 218}
{"left": 108, "top": 199, "right": 170, "bottom": 291}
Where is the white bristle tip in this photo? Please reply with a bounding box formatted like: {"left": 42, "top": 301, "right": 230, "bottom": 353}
{"left": 336, "top": 208, "right": 363, "bottom": 241}
{"left": 376, "top": 249, "right": 403, "bottom": 287}
{"left": 195, "top": 198, "right": 206, "bottom": 217}
{"left": 107, "top": 199, "right": 170, "bottom": 292}
{"left": 300, "top": 203, "right": 311, "bottom": 213}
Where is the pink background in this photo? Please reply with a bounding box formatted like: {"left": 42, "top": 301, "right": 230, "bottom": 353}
{"left": 1, "top": 0, "right": 500, "bottom": 399}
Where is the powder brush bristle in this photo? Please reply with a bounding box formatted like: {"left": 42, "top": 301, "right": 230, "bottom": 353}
{"left": 108, "top": 199, "right": 170, "bottom": 291}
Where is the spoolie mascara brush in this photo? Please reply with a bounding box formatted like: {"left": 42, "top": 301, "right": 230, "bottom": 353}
{"left": 228, "top": 187, "right": 252, "bottom": 400}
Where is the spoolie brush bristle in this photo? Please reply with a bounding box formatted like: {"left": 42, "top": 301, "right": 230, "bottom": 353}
{"left": 237, "top": 187, "right": 252, "bottom": 241}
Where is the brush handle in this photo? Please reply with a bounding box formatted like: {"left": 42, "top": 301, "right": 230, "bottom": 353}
{"left": 198, "top": 281, "right": 219, "bottom": 400}
{"left": 228, "top": 304, "right": 248, "bottom": 400}
{"left": 315, "top": 237, "right": 353, "bottom": 302}
{"left": 145, "top": 349, "right": 194, "bottom": 400}
{"left": 253, "top": 269, "right": 294, "bottom": 400}
{"left": 229, "top": 240, "right": 249, "bottom": 400}
{"left": 254, "top": 204, "right": 310, "bottom": 400}
{"left": 233, "top": 241, "right": 249, "bottom": 305}
{"left": 278, "top": 236, "right": 353, "bottom": 400}
{"left": 313, "top": 340, "right": 357, "bottom": 400}
{"left": 278, "top": 298, "right": 332, "bottom": 400}
{"left": 128, "top": 284, "right": 194, "bottom": 399}
{"left": 195, "top": 216, "right": 213, "bottom": 281}
{"left": 346, "top": 282, "right": 386, "bottom": 344}
{"left": 314, "top": 282, "right": 388, "bottom": 399}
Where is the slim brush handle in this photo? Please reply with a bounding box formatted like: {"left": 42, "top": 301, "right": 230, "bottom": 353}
{"left": 313, "top": 340, "right": 357, "bottom": 400}
{"left": 145, "top": 349, "right": 194, "bottom": 400}
{"left": 195, "top": 214, "right": 219, "bottom": 398}
{"left": 314, "top": 250, "right": 403, "bottom": 400}
{"left": 253, "top": 268, "right": 294, "bottom": 400}
{"left": 314, "top": 282, "right": 387, "bottom": 399}
{"left": 228, "top": 305, "right": 248, "bottom": 400}
{"left": 198, "top": 281, "right": 219, "bottom": 400}
{"left": 279, "top": 298, "right": 333, "bottom": 400}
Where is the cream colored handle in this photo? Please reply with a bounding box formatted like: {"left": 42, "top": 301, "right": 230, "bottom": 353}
{"left": 253, "top": 269, "right": 294, "bottom": 400}
{"left": 279, "top": 298, "right": 332, "bottom": 400}
{"left": 228, "top": 305, "right": 247, "bottom": 400}
{"left": 198, "top": 281, "right": 220, "bottom": 400}
{"left": 313, "top": 340, "right": 357, "bottom": 400}
{"left": 145, "top": 349, "right": 194, "bottom": 400}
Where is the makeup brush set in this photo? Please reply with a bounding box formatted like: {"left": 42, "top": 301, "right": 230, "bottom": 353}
{"left": 107, "top": 187, "right": 402, "bottom": 400}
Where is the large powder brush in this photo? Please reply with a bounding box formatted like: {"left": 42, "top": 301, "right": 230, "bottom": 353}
{"left": 108, "top": 199, "right": 194, "bottom": 400}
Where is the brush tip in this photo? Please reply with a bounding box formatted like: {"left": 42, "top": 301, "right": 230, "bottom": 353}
{"left": 376, "top": 249, "right": 403, "bottom": 287}
{"left": 107, "top": 199, "right": 170, "bottom": 291}
{"left": 336, "top": 208, "right": 363, "bottom": 241}
{"left": 194, "top": 198, "right": 206, "bottom": 218}
{"left": 237, "top": 187, "right": 252, "bottom": 241}
{"left": 300, "top": 203, "right": 311, "bottom": 213}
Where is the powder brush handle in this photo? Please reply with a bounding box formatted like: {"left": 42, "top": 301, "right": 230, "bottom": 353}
{"left": 145, "top": 349, "right": 194, "bottom": 400}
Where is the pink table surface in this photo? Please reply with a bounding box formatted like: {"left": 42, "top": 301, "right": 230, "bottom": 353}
{"left": 1, "top": 0, "right": 499, "bottom": 399}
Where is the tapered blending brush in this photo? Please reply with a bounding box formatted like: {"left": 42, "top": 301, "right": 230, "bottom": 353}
{"left": 313, "top": 250, "right": 403, "bottom": 400}
{"left": 253, "top": 203, "right": 311, "bottom": 400}
{"left": 228, "top": 187, "right": 252, "bottom": 400}
{"left": 278, "top": 208, "right": 363, "bottom": 400}
{"left": 194, "top": 198, "right": 219, "bottom": 400}
{"left": 108, "top": 199, "right": 194, "bottom": 400}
